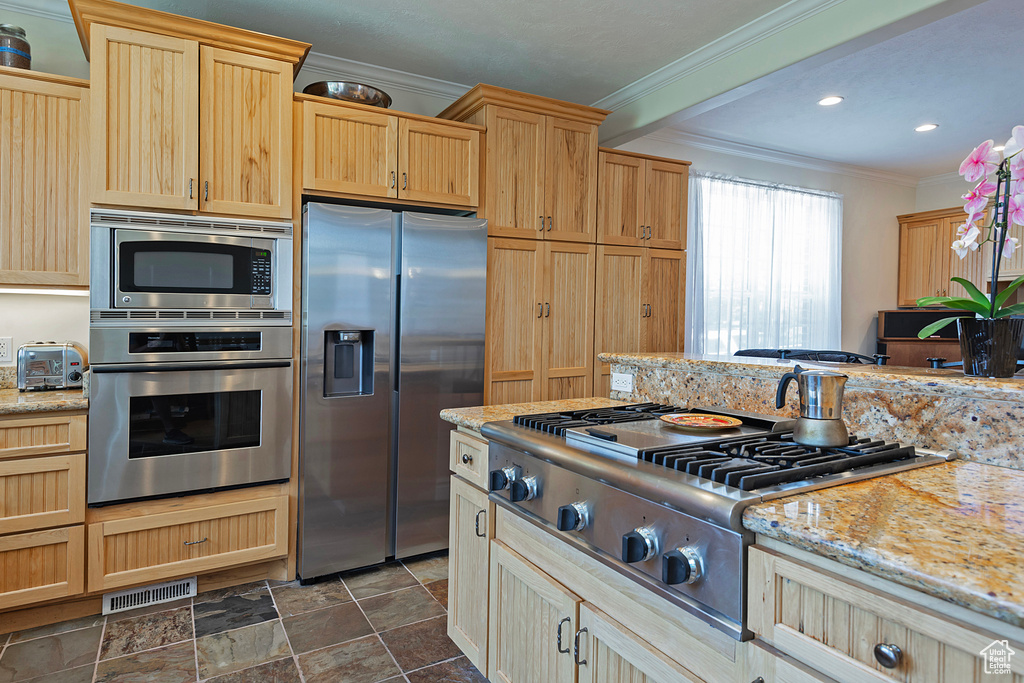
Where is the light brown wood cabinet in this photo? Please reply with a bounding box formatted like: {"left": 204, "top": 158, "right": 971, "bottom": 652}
{"left": 897, "top": 207, "right": 986, "bottom": 307}
{"left": 300, "top": 99, "right": 480, "bottom": 207}
{"left": 90, "top": 24, "right": 294, "bottom": 218}
{"left": 485, "top": 238, "right": 596, "bottom": 403}
{"left": 448, "top": 472, "right": 492, "bottom": 673}
{"left": 439, "top": 84, "right": 609, "bottom": 243}
{"left": 0, "top": 67, "right": 90, "bottom": 286}
{"left": 594, "top": 246, "right": 685, "bottom": 395}
{"left": 597, "top": 149, "right": 689, "bottom": 250}
{"left": 0, "top": 526, "right": 85, "bottom": 610}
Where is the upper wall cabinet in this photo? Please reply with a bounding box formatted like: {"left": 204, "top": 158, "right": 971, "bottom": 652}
{"left": 439, "top": 85, "right": 609, "bottom": 242}
{"left": 597, "top": 149, "right": 689, "bottom": 250}
{"left": 300, "top": 98, "right": 481, "bottom": 208}
{"left": 71, "top": 0, "right": 310, "bottom": 220}
{"left": 0, "top": 68, "right": 90, "bottom": 286}
{"left": 897, "top": 206, "right": 985, "bottom": 306}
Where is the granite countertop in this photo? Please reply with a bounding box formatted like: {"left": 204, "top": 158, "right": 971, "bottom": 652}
{"left": 743, "top": 460, "right": 1024, "bottom": 628}
{"left": 0, "top": 387, "right": 88, "bottom": 415}
{"left": 440, "top": 396, "right": 627, "bottom": 431}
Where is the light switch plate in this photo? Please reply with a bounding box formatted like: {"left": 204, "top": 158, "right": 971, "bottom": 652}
{"left": 0, "top": 337, "right": 11, "bottom": 363}
{"left": 610, "top": 372, "right": 633, "bottom": 392}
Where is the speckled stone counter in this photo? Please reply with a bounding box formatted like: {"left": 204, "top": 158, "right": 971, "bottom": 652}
{"left": 743, "top": 460, "right": 1024, "bottom": 628}
{"left": 602, "top": 352, "right": 1024, "bottom": 470}
{"left": 440, "top": 397, "right": 627, "bottom": 431}
{"left": 0, "top": 387, "right": 88, "bottom": 415}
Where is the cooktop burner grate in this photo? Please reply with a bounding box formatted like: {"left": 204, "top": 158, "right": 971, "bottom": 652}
{"left": 513, "top": 403, "right": 684, "bottom": 436}
{"left": 637, "top": 431, "right": 916, "bottom": 491}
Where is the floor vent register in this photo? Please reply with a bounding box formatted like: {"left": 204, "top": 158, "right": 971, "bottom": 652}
{"left": 102, "top": 577, "right": 197, "bottom": 615}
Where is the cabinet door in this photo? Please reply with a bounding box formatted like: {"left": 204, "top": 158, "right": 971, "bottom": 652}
{"left": 91, "top": 25, "right": 198, "bottom": 210}
{"left": 0, "top": 454, "right": 85, "bottom": 535}
{"left": 487, "top": 238, "right": 544, "bottom": 404}
{"left": 0, "top": 526, "right": 84, "bottom": 610}
{"left": 946, "top": 215, "right": 986, "bottom": 300}
{"left": 897, "top": 219, "right": 944, "bottom": 306}
{"left": 644, "top": 249, "right": 685, "bottom": 353}
{"left": 597, "top": 152, "right": 645, "bottom": 247}
{"left": 199, "top": 46, "right": 292, "bottom": 219}
{"left": 0, "top": 73, "right": 89, "bottom": 286}
{"left": 543, "top": 242, "right": 596, "bottom": 400}
{"left": 593, "top": 247, "right": 644, "bottom": 395}
{"left": 449, "top": 476, "right": 492, "bottom": 673}
{"left": 545, "top": 117, "right": 598, "bottom": 243}
{"left": 645, "top": 160, "right": 688, "bottom": 250}
{"left": 578, "top": 603, "right": 702, "bottom": 683}
{"left": 485, "top": 106, "right": 546, "bottom": 239}
{"left": 302, "top": 101, "right": 397, "bottom": 198}
{"left": 399, "top": 118, "right": 479, "bottom": 206}
{"left": 489, "top": 541, "right": 580, "bottom": 683}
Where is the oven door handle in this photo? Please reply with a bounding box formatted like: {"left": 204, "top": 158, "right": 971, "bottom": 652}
{"left": 90, "top": 361, "right": 291, "bottom": 373}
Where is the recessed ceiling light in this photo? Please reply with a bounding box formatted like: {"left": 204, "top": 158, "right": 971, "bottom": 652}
{"left": 994, "top": 145, "right": 1006, "bottom": 152}
{"left": 915, "top": 123, "right": 939, "bottom": 132}
{"left": 817, "top": 96, "right": 844, "bottom": 106}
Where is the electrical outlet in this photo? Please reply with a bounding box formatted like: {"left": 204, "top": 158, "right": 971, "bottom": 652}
{"left": 0, "top": 337, "right": 11, "bottom": 363}
{"left": 610, "top": 372, "right": 633, "bottom": 393}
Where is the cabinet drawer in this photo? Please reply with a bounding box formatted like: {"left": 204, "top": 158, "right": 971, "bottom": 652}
{"left": 87, "top": 495, "right": 288, "bottom": 592}
{"left": 0, "top": 526, "right": 84, "bottom": 610}
{"left": 749, "top": 546, "right": 1023, "bottom": 682}
{"left": 450, "top": 430, "right": 488, "bottom": 489}
{"left": 0, "top": 454, "right": 85, "bottom": 534}
{"left": 0, "top": 415, "right": 87, "bottom": 461}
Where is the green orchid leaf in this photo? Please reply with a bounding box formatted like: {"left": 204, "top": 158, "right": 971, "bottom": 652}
{"left": 994, "top": 303, "right": 1024, "bottom": 318}
{"left": 915, "top": 296, "right": 952, "bottom": 306}
{"left": 950, "top": 277, "right": 991, "bottom": 307}
{"left": 994, "top": 274, "right": 1024, "bottom": 311}
{"left": 923, "top": 297, "right": 992, "bottom": 317}
{"left": 916, "top": 316, "right": 967, "bottom": 339}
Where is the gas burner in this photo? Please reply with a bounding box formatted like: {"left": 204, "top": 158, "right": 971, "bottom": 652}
{"left": 512, "top": 403, "right": 683, "bottom": 436}
{"left": 637, "top": 431, "right": 916, "bottom": 491}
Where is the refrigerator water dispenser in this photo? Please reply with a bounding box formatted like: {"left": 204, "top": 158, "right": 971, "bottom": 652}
{"left": 324, "top": 330, "right": 373, "bottom": 397}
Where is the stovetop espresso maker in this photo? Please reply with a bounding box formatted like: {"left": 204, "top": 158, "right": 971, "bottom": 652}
{"left": 775, "top": 365, "right": 849, "bottom": 447}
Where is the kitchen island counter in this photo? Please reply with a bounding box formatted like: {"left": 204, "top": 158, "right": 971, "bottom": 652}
{"left": 744, "top": 459, "right": 1024, "bottom": 629}
{"left": 0, "top": 387, "right": 88, "bottom": 415}
{"left": 440, "top": 396, "right": 627, "bottom": 431}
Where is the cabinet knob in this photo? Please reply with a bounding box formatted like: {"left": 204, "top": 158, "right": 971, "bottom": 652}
{"left": 461, "top": 453, "right": 472, "bottom": 464}
{"left": 873, "top": 643, "right": 902, "bottom": 669}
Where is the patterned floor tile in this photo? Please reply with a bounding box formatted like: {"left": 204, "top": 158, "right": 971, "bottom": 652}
{"left": 5, "top": 615, "right": 105, "bottom": 644}
{"left": 107, "top": 599, "right": 192, "bottom": 624}
{"left": 424, "top": 579, "right": 448, "bottom": 608}
{"left": 195, "top": 581, "right": 269, "bottom": 606}
{"left": 341, "top": 563, "right": 419, "bottom": 599}
{"left": 13, "top": 664, "right": 94, "bottom": 683}
{"left": 203, "top": 657, "right": 301, "bottom": 683}
{"left": 0, "top": 626, "right": 102, "bottom": 682}
{"left": 270, "top": 578, "right": 351, "bottom": 617}
{"left": 380, "top": 616, "right": 461, "bottom": 672}
{"left": 402, "top": 552, "right": 449, "bottom": 583}
{"left": 406, "top": 656, "right": 487, "bottom": 683}
{"left": 194, "top": 591, "right": 278, "bottom": 638}
{"left": 100, "top": 606, "right": 193, "bottom": 660}
{"left": 297, "top": 635, "right": 401, "bottom": 683}
{"left": 94, "top": 641, "right": 197, "bottom": 683}
{"left": 359, "top": 586, "right": 445, "bottom": 632}
{"left": 196, "top": 619, "right": 291, "bottom": 679}
{"left": 281, "top": 601, "right": 373, "bottom": 654}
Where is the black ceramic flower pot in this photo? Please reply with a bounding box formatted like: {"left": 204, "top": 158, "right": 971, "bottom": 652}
{"left": 957, "top": 317, "right": 1024, "bottom": 378}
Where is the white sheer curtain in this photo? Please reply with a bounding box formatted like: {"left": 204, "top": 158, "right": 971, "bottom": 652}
{"left": 686, "top": 172, "right": 843, "bottom": 355}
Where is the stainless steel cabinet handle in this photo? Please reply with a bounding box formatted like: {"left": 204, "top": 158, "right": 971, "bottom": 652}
{"left": 646, "top": 304, "right": 651, "bottom": 317}
{"left": 574, "top": 627, "right": 587, "bottom": 665}
{"left": 540, "top": 215, "right": 545, "bottom": 231}
{"left": 545, "top": 302, "right": 550, "bottom": 318}
{"left": 184, "top": 537, "right": 208, "bottom": 546}
{"left": 547, "top": 216, "right": 553, "bottom": 231}
{"left": 391, "top": 171, "right": 396, "bottom": 188}
{"left": 474, "top": 510, "right": 486, "bottom": 537}
{"left": 556, "top": 617, "right": 571, "bottom": 654}
{"left": 873, "top": 643, "right": 902, "bottom": 669}
{"left": 646, "top": 226, "right": 650, "bottom": 239}
{"left": 189, "top": 178, "right": 193, "bottom": 199}
{"left": 403, "top": 172, "right": 407, "bottom": 190}
{"left": 204, "top": 181, "right": 209, "bottom": 201}
{"left": 462, "top": 453, "right": 472, "bottom": 464}
{"left": 537, "top": 303, "right": 543, "bottom": 318}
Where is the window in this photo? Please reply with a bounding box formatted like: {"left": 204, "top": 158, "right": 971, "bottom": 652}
{"left": 686, "top": 172, "right": 842, "bottom": 355}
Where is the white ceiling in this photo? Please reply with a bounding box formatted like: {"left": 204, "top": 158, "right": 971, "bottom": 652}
{"left": 669, "top": 0, "right": 1024, "bottom": 179}
{"left": 110, "top": 0, "right": 789, "bottom": 106}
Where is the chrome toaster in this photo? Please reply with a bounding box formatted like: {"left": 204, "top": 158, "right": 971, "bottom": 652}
{"left": 17, "top": 341, "right": 88, "bottom": 391}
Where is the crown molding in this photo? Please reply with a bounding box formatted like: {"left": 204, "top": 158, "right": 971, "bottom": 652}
{"left": 301, "top": 52, "right": 469, "bottom": 101}
{"left": 647, "top": 129, "right": 920, "bottom": 187}
{"left": 591, "top": 0, "right": 845, "bottom": 111}
{"left": 916, "top": 171, "right": 963, "bottom": 188}
{"left": 0, "top": 0, "right": 71, "bottom": 22}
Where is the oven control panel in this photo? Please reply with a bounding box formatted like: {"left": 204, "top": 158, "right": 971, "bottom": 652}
{"left": 251, "top": 250, "right": 273, "bottom": 295}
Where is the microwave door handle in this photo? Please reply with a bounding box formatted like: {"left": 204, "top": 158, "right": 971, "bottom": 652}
{"left": 90, "top": 361, "right": 291, "bottom": 373}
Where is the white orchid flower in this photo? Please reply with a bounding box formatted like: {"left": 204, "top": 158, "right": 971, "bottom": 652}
{"left": 951, "top": 225, "right": 981, "bottom": 259}
{"left": 1003, "top": 236, "right": 1020, "bottom": 259}
{"left": 1004, "top": 125, "right": 1024, "bottom": 158}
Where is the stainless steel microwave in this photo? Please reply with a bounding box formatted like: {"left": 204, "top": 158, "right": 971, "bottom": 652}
{"left": 90, "top": 209, "right": 292, "bottom": 324}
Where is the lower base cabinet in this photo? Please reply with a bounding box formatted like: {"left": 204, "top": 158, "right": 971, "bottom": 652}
{"left": 0, "top": 526, "right": 85, "bottom": 610}
{"left": 448, "top": 475, "right": 492, "bottom": 672}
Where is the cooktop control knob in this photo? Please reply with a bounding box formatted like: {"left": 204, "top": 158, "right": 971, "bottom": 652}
{"left": 509, "top": 475, "right": 539, "bottom": 502}
{"left": 488, "top": 465, "right": 520, "bottom": 492}
{"left": 556, "top": 502, "right": 588, "bottom": 532}
{"left": 67, "top": 371, "right": 83, "bottom": 382}
{"left": 662, "top": 547, "right": 703, "bottom": 585}
{"left": 622, "top": 526, "right": 658, "bottom": 563}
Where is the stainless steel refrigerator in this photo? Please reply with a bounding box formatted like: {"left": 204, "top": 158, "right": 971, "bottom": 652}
{"left": 299, "top": 203, "right": 487, "bottom": 580}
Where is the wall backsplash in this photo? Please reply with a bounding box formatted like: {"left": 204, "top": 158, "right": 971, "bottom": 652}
{"left": 0, "top": 293, "right": 90, "bottom": 368}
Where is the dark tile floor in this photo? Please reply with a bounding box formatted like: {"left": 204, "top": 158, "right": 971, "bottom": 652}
{"left": 0, "top": 551, "right": 487, "bottom": 683}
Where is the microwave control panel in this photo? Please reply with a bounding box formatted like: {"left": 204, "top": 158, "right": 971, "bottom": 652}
{"left": 251, "top": 250, "right": 273, "bottom": 295}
